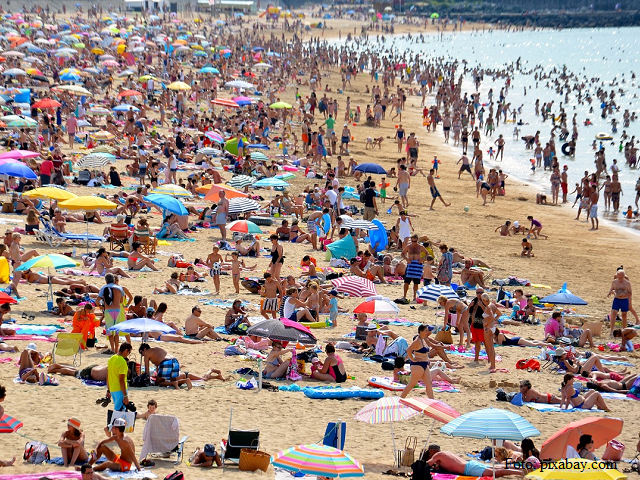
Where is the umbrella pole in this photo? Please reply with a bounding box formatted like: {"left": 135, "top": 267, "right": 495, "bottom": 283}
{"left": 421, "top": 418, "right": 436, "bottom": 458}
{"left": 391, "top": 422, "right": 398, "bottom": 468}
{"left": 86, "top": 220, "right": 90, "bottom": 254}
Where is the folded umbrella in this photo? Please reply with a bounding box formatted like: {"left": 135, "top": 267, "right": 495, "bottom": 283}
{"left": 246, "top": 318, "right": 316, "bottom": 345}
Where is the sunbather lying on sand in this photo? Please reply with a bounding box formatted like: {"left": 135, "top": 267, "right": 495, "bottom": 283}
{"left": 428, "top": 451, "right": 522, "bottom": 478}
{"left": 586, "top": 373, "right": 638, "bottom": 393}
{"left": 519, "top": 379, "right": 562, "bottom": 404}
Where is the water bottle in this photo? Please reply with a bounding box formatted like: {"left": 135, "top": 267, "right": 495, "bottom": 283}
{"left": 72, "top": 246, "right": 76, "bottom": 258}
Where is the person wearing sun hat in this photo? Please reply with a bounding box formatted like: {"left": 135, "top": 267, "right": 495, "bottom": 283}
{"left": 17, "top": 343, "right": 41, "bottom": 383}
{"left": 189, "top": 443, "right": 222, "bottom": 467}
{"left": 89, "top": 417, "right": 141, "bottom": 473}
{"left": 58, "top": 417, "right": 88, "bottom": 467}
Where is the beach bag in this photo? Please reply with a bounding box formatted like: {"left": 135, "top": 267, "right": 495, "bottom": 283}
{"left": 411, "top": 459, "right": 432, "bottom": 480}
{"left": 516, "top": 359, "right": 540, "bottom": 372}
{"left": 239, "top": 449, "right": 271, "bottom": 472}
{"left": 401, "top": 436, "right": 417, "bottom": 467}
{"left": 602, "top": 440, "right": 625, "bottom": 461}
{"left": 164, "top": 471, "right": 184, "bottom": 480}
{"left": 107, "top": 409, "right": 136, "bottom": 434}
{"left": 168, "top": 254, "right": 183, "bottom": 267}
{"left": 434, "top": 328, "right": 453, "bottom": 345}
{"left": 23, "top": 441, "right": 50, "bottom": 464}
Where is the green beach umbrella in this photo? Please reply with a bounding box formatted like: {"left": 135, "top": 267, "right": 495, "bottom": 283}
{"left": 224, "top": 137, "right": 248, "bottom": 156}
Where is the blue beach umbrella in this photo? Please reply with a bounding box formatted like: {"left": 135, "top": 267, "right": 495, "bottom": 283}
{"left": 252, "top": 178, "right": 290, "bottom": 188}
{"left": 0, "top": 162, "right": 37, "bottom": 179}
{"left": 199, "top": 66, "right": 219, "bottom": 74}
{"left": 108, "top": 318, "right": 176, "bottom": 342}
{"left": 143, "top": 193, "right": 188, "bottom": 216}
{"left": 539, "top": 283, "right": 587, "bottom": 306}
{"left": 113, "top": 103, "right": 140, "bottom": 112}
{"left": 60, "top": 72, "right": 82, "bottom": 82}
{"left": 246, "top": 143, "right": 269, "bottom": 150}
{"left": 354, "top": 163, "right": 387, "bottom": 175}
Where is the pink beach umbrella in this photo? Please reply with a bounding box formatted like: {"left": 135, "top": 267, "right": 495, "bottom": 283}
{"left": 0, "top": 150, "right": 40, "bottom": 160}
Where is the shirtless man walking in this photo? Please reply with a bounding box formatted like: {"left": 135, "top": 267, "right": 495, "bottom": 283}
{"left": 406, "top": 132, "right": 418, "bottom": 162}
{"left": 260, "top": 272, "right": 283, "bottom": 319}
{"left": 401, "top": 234, "right": 428, "bottom": 302}
{"left": 589, "top": 184, "right": 599, "bottom": 230}
{"left": 608, "top": 269, "right": 633, "bottom": 331}
{"left": 395, "top": 165, "right": 411, "bottom": 208}
{"left": 139, "top": 343, "right": 192, "bottom": 390}
{"left": 216, "top": 190, "right": 229, "bottom": 241}
{"left": 427, "top": 169, "right": 451, "bottom": 210}
{"left": 184, "top": 306, "right": 220, "bottom": 340}
{"left": 86, "top": 418, "right": 141, "bottom": 473}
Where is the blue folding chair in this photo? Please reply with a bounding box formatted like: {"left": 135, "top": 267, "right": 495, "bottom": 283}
{"left": 322, "top": 421, "right": 346, "bottom": 450}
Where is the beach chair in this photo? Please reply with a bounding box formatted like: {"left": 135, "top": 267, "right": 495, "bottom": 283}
{"left": 322, "top": 421, "right": 346, "bottom": 450}
{"left": 108, "top": 224, "right": 130, "bottom": 251}
{"left": 38, "top": 218, "right": 105, "bottom": 248}
{"left": 133, "top": 231, "right": 156, "bottom": 256}
{"left": 222, "top": 408, "right": 260, "bottom": 467}
{"left": 52, "top": 332, "right": 83, "bottom": 366}
{"left": 139, "top": 414, "right": 188, "bottom": 465}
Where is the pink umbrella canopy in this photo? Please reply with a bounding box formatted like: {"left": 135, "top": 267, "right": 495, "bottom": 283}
{"left": 0, "top": 150, "right": 40, "bottom": 159}
{"left": 331, "top": 276, "right": 378, "bottom": 297}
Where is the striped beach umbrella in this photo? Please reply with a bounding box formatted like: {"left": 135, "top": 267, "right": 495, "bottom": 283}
{"left": 197, "top": 147, "right": 222, "bottom": 156}
{"left": 252, "top": 177, "right": 289, "bottom": 188}
{"left": 271, "top": 444, "right": 364, "bottom": 478}
{"left": 89, "top": 131, "right": 116, "bottom": 141}
{"left": 355, "top": 397, "right": 421, "bottom": 424}
{"left": 76, "top": 154, "right": 114, "bottom": 169}
{"left": 0, "top": 414, "right": 23, "bottom": 433}
{"left": 227, "top": 197, "right": 260, "bottom": 215}
{"left": 353, "top": 296, "right": 399, "bottom": 315}
{"left": 340, "top": 218, "right": 378, "bottom": 230}
{"left": 150, "top": 184, "right": 192, "bottom": 198}
{"left": 331, "top": 276, "right": 377, "bottom": 298}
{"left": 204, "top": 131, "right": 225, "bottom": 143}
{"left": 227, "top": 175, "right": 255, "bottom": 189}
{"left": 211, "top": 98, "right": 239, "bottom": 108}
{"left": 250, "top": 151, "right": 269, "bottom": 162}
{"left": 440, "top": 408, "right": 540, "bottom": 441}
{"left": 417, "top": 284, "right": 457, "bottom": 303}
{"left": 400, "top": 398, "right": 460, "bottom": 451}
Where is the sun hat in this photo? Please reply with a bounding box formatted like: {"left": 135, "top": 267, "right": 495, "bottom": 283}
{"left": 553, "top": 347, "right": 566, "bottom": 357}
{"left": 204, "top": 444, "right": 216, "bottom": 457}
{"left": 68, "top": 418, "right": 82, "bottom": 430}
{"left": 513, "top": 221, "right": 520, "bottom": 228}
{"left": 366, "top": 324, "right": 378, "bottom": 331}
{"left": 26, "top": 343, "right": 38, "bottom": 352}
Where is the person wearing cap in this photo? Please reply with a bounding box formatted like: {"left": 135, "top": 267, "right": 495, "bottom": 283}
{"left": 190, "top": 444, "right": 222, "bottom": 467}
{"left": 58, "top": 418, "right": 88, "bottom": 467}
{"left": 18, "top": 343, "right": 42, "bottom": 383}
{"left": 89, "top": 417, "right": 141, "bottom": 473}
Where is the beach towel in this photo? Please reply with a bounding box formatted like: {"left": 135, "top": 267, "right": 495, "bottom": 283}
{"left": 13, "top": 324, "right": 65, "bottom": 336}
{"left": 0, "top": 357, "right": 13, "bottom": 363}
{"left": 62, "top": 268, "right": 103, "bottom": 277}
{"left": 82, "top": 379, "right": 107, "bottom": 388}
{"left": 176, "top": 288, "right": 211, "bottom": 296}
{"left": 601, "top": 392, "right": 637, "bottom": 401}
{"left": 432, "top": 381, "right": 460, "bottom": 393}
{"left": 524, "top": 402, "right": 604, "bottom": 413}
{"left": 326, "top": 234, "right": 357, "bottom": 260}
{"left": 0, "top": 472, "right": 82, "bottom": 480}
{"left": 1, "top": 334, "right": 57, "bottom": 342}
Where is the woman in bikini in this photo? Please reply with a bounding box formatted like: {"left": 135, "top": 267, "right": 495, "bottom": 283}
{"left": 494, "top": 329, "right": 552, "bottom": 348}
{"left": 560, "top": 373, "right": 610, "bottom": 411}
{"left": 437, "top": 295, "right": 471, "bottom": 349}
{"left": 58, "top": 418, "right": 88, "bottom": 467}
{"left": 400, "top": 324, "right": 434, "bottom": 399}
{"left": 289, "top": 220, "right": 315, "bottom": 247}
{"left": 22, "top": 270, "right": 88, "bottom": 286}
{"left": 262, "top": 342, "right": 293, "bottom": 379}
{"left": 479, "top": 293, "right": 499, "bottom": 372}
{"left": 519, "top": 379, "right": 562, "bottom": 404}
{"left": 127, "top": 242, "right": 158, "bottom": 271}
{"left": 268, "top": 234, "right": 284, "bottom": 280}
{"left": 587, "top": 373, "right": 639, "bottom": 393}
{"left": 92, "top": 248, "right": 131, "bottom": 278}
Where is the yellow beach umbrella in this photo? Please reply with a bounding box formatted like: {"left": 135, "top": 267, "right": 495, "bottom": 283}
{"left": 59, "top": 196, "right": 118, "bottom": 211}
{"left": 22, "top": 187, "right": 77, "bottom": 201}
{"left": 91, "top": 47, "right": 104, "bottom": 55}
{"left": 167, "top": 81, "right": 191, "bottom": 91}
{"left": 150, "top": 184, "right": 192, "bottom": 197}
{"left": 90, "top": 131, "right": 116, "bottom": 141}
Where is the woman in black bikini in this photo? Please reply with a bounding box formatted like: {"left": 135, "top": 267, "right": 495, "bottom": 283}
{"left": 400, "top": 324, "right": 434, "bottom": 399}
{"left": 268, "top": 234, "right": 284, "bottom": 280}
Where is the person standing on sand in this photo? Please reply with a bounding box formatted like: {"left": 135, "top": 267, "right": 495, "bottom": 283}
{"left": 608, "top": 269, "right": 633, "bottom": 332}
{"left": 401, "top": 234, "right": 427, "bottom": 302}
{"left": 611, "top": 173, "right": 623, "bottom": 212}
{"left": 457, "top": 154, "right": 474, "bottom": 180}
{"left": 406, "top": 132, "right": 418, "bottom": 162}
{"left": 216, "top": 190, "right": 229, "bottom": 242}
{"left": 427, "top": 169, "right": 451, "bottom": 210}
{"left": 561, "top": 165, "right": 569, "bottom": 203}
{"left": 395, "top": 164, "right": 410, "bottom": 208}
{"left": 589, "top": 184, "right": 599, "bottom": 230}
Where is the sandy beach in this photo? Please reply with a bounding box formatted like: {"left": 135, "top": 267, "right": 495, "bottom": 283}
{"left": 0, "top": 9, "right": 638, "bottom": 480}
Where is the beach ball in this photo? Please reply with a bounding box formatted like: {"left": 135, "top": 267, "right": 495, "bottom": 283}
{"left": 464, "top": 206, "right": 469, "bottom": 212}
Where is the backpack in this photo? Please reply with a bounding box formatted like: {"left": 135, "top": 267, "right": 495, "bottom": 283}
{"left": 164, "top": 471, "right": 184, "bottom": 480}
{"left": 130, "top": 372, "right": 150, "bottom": 388}
{"left": 410, "top": 459, "right": 432, "bottom": 480}
{"left": 168, "top": 254, "right": 183, "bottom": 267}
{"left": 24, "top": 441, "right": 50, "bottom": 464}
{"left": 359, "top": 190, "right": 366, "bottom": 204}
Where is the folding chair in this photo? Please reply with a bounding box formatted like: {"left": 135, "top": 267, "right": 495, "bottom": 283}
{"left": 139, "top": 414, "right": 188, "bottom": 465}
{"left": 322, "top": 421, "right": 346, "bottom": 450}
{"left": 222, "top": 408, "right": 260, "bottom": 467}
{"left": 39, "top": 218, "right": 105, "bottom": 247}
{"left": 108, "top": 224, "right": 130, "bottom": 251}
{"left": 133, "top": 233, "right": 157, "bottom": 256}
{"left": 52, "top": 333, "right": 83, "bottom": 366}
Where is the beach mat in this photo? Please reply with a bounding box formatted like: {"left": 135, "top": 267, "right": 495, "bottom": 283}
{"left": 601, "top": 392, "right": 638, "bottom": 401}
{"left": 14, "top": 324, "right": 65, "bottom": 336}
{"left": 524, "top": 402, "right": 604, "bottom": 413}
{"left": 1, "top": 334, "right": 57, "bottom": 342}
{"left": 433, "top": 474, "right": 492, "bottom": 480}
{"left": 0, "top": 472, "right": 81, "bottom": 480}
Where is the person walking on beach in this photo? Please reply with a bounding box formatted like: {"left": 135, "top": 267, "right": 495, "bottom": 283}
{"left": 401, "top": 234, "right": 427, "bottom": 302}
{"left": 395, "top": 164, "right": 410, "bottom": 208}
{"left": 494, "top": 134, "right": 505, "bottom": 161}
{"left": 589, "top": 184, "right": 599, "bottom": 230}
{"left": 608, "top": 269, "right": 632, "bottom": 331}
{"left": 106, "top": 342, "right": 132, "bottom": 411}
{"left": 561, "top": 165, "right": 569, "bottom": 203}
{"left": 216, "top": 190, "right": 229, "bottom": 242}
{"left": 427, "top": 169, "right": 450, "bottom": 210}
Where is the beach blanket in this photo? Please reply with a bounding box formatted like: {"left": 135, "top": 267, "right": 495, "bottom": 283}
{"left": 0, "top": 472, "right": 81, "bottom": 480}
{"left": 433, "top": 381, "right": 460, "bottom": 393}
{"left": 13, "top": 324, "right": 65, "bottom": 336}
{"left": 62, "top": 268, "right": 103, "bottom": 277}
{"left": 0, "top": 357, "right": 13, "bottom": 363}
{"left": 82, "top": 379, "right": 107, "bottom": 388}
{"left": 175, "top": 288, "right": 211, "bottom": 296}
{"left": 200, "top": 298, "right": 251, "bottom": 309}
{"left": 524, "top": 402, "right": 604, "bottom": 413}
{"left": 1, "top": 334, "right": 57, "bottom": 342}
{"left": 601, "top": 392, "right": 638, "bottom": 401}
{"left": 156, "top": 237, "right": 196, "bottom": 242}
{"left": 432, "top": 474, "right": 492, "bottom": 480}
{"left": 447, "top": 348, "right": 502, "bottom": 362}
{"left": 601, "top": 359, "right": 634, "bottom": 367}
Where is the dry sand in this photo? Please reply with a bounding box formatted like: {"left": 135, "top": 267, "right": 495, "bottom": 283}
{"left": 0, "top": 13, "right": 639, "bottom": 480}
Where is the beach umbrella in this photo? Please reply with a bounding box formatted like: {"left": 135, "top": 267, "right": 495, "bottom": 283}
{"left": 340, "top": 219, "right": 378, "bottom": 230}
{"left": 232, "top": 95, "right": 253, "bottom": 106}
{"left": 143, "top": 194, "right": 188, "bottom": 216}
{"left": 354, "top": 163, "right": 387, "bottom": 175}
{"left": 197, "top": 147, "right": 222, "bottom": 156}
{"left": 112, "top": 104, "right": 140, "bottom": 112}
{"left": 227, "top": 220, "right": 262, "bottom": 234}
{"left": 0, "top": 414, "right": 23, "bottom": 433}
{"left": 32, "top": 99, "right": 61, "bottom": 109}
{"left": 355, "top": 397, "right": 421, "bottom": 466}
{"left": 21, "top": 186, "right": 77, "bottom": 201}
{"left": 0, "top": 161, "right": 37, "bottom": 179}
{"left": 227, "top": 197, "right": 260, "bottom": 215}
{"left": 60, "top": 72, "right": 82, "bottom": 82}
{"left": 1, "top": 51, "right": 24, "bottom": 58}
{"left": 118, "top": 89, "right": 142, "bottom": 97}
{"left": 226, "top": 80, "right": 254, "bottom": 89}
{"left": 167, "top": 81, "right": 191, "bottom": 91}
{"left": 539, "top": 283, "right": 587, "bottom": 306}
{"left": 253, "top": 62, "right": 271, "bottom": 69}
{"left": 0, "top": 149, "right": 40, "bottom": 160}
{"left": 87, "top": 106, "right": 111, "bottom": 116}
{"left": 90, "top": 131, "right": 116, "bottom": 141}
{"left": 204, "top": 131, "right": 225, "bottom": 143}
{"left": 227, "top": 175, "right": 255, "bottom": 189}
{"left": 250, "top": 151, "right": 269, "bottom": 162}
{"left": 247, "top": 143, "right": 269, "bottom": 150}
{"left": 353, "top": 296, "right": 399, "bottom": 315}
{"left": 271, "top": 444, "right": 364, "bottom": 478}
{"left": 108, "top": 318, "right": 175, "bottom": 342}
{"left": 400, "top": 397, "right": 460, "bottom": 452}
{"left": 252, "top": 177, "right": 289, "bottom": 188}
{"left": 331, "top": 277, "right": 377, "bottom": 298}
{"left": 15, "top": 253, "right": 79, "bottom": 302}
{"left": 76, "top": 154, "right": 114, "bottom": 169}
{"left": 0, "top": 88, "right": 24, "bottom": 96}
{"left": 90, "top": 145, "right": 117, "bottom": 154}
{"left": 150, "top": 184, "right": 191, "bottom": 198}
{"left": 270, "top": 101, "right": 293, "bottom": 109}
{"left": 275, "top": 173, "right": 296, "bottom": 181}
{"left": 0, "top": 291, "right": 17, "bottom": 304}
{"left": 55, "top": 85, "right": 92, "bottom": 96}
{"left": 2, "top": 116, "right": 37, "bottom": 128}
{"left": 224, "top": 137, "right": 248, "bottom": 156}
{"left": 211, "top": 98, "right": 239, "bottom": 108}
{"left": 2, "top": 68, "right": 26, "bottom": 75}
{"left": 201, "top": 184, "right": 248, "bottom": 201}
{"left": 539, "top": 417, "right": 624, "bottom": 460}
{"left": 199, "top": 66, "right": 219, "bottom": 74}
{"left": 525, "top": 461, "right": 626, "bottom": 480}
{"left": 59, "top": 196, "right": 117, "bottom": 211}
{"left": 246, "top": 318, "right": 316, "bottom": 345}
{"left": 430, "top": 12, "right": 440, "bottom": 18}
{"left": 417, "top": 284, "right": 457, "bottom": 303}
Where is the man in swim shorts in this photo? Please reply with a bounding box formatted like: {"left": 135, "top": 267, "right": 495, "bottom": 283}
{"left": 395, "top": 165, "right": 411, "bottom": 208}
{"left": 428, "top": 451, "right": 521, "bottom": 478}
{"left": 216, "top": 190, "right": 229, "bottom": 242}
{"left": 401, "top": 234, "right": 428, "bottom": 302}
{"left": 608, "top": 269, "right": 633, "bottom": 331}
{"left": 89, "top": 418, "right": 141, "bottom": 473}
{"left": 139, "top": 343, "right": 192, "bottom": 390}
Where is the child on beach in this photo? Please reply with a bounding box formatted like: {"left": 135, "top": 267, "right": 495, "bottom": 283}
{"left": 229, "top": 252, "right": 244, "bottom": 294}
{"left": 423, "top": 255, "right": 434, "bottom": 285}
{"left": 521, "top": 238, "right": 534, "bottom": 257}
{"left": 206, "top": 246, "right": 223, "bottom": 295}
{"left": 379, "top": 177, "right": 389, "bottom": 203}
{"left": 136, "top": 399, "right": 157, "bottom": 420}
{"left": 329, "top": 289, "right": 339, "bottom": 327}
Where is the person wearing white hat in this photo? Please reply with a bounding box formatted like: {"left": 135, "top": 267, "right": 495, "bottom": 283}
{"left": 510, "top": 220, "right": 527, "bottom": 235}
{"left": 18, "top": 343, "right": 41, "bottom": 383}
{"left": 89, "top": 417, "right": 140, "bottom": 473}
{"left": 58, "top": 418, "right": 88, "bottom": 467}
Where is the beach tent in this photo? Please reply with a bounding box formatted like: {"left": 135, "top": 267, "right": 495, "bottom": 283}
{"left": 326, "top": 235, "right": 357, "bottom": 260}
{"left": 368, "top": 219, "right": 387, "bottom": 254}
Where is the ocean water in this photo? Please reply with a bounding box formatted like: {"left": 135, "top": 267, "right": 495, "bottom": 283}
{"left": 344, "top": 27, "right": 640, "bottom": 219}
